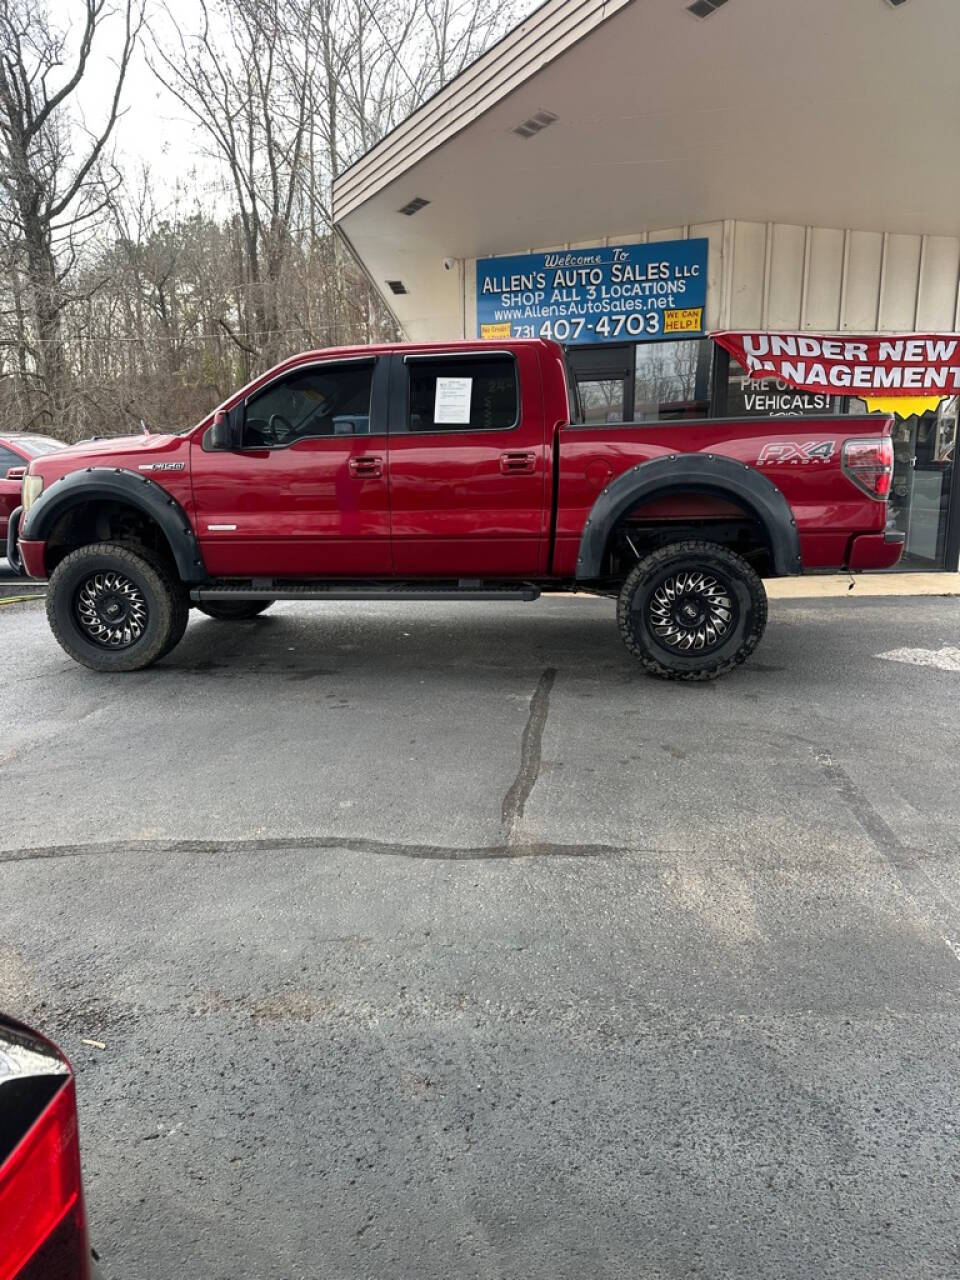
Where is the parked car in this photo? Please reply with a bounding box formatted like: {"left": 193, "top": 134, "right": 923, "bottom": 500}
{"left": 7, "top": 339, "right": 902, "bottom": 679}
{"left": 0, "top": 434, "right": 65, "bottom": 549}
{"left": 0, "top": 1013, "right": 99, "bottom": 1279}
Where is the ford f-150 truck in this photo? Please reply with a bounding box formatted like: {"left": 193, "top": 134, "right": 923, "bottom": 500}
{"left": 7, "top": 338, "right": 902, "bottom": 680}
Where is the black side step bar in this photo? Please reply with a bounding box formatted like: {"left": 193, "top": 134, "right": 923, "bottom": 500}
{"left": 190, "top": 580, "right": 541, "bottom": 603}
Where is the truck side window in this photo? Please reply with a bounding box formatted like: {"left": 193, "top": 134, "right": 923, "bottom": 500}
{"left": 244, "top": 362, "right": 375, "bottom": 447}
{"left": 405, "top": 356, "right": 518, "bottom": 432}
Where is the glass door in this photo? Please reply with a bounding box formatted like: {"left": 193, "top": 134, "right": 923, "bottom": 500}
{"left": 853, "top": 397, "right": 958, "bottom": 569}
{"left": 903, "top": 399, "right": 957, "bottom": 567}
{"left": 566, "top": 344, "right": 635, "bottom": 424}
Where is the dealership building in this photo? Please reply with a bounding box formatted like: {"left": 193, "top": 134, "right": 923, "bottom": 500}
{"left": 333, "top": 0, "right": 960, "bottom": 571}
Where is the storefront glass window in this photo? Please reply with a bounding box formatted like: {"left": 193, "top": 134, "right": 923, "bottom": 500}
{"left": 634, "top": 339, "right": 712, "bottom": 422}
{"left": 579, "top": 378, "right": 626, "bottom": 424}
{"left": 726, "top": 358, "right": 840, "bottom": 418}
{"left": 850, "top": 396, "right": 958, "bottom": 568}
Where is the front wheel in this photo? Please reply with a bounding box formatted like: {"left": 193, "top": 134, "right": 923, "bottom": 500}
{"left": 46, "top": 543, "right": 189, "bottom": 672}
{"left": 194, "top": 599, "right": 273, "bottom": 621}
{"left": 616, "top": 540, "right": 767, "bottom": 681}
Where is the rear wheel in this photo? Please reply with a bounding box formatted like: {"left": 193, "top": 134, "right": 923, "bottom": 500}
{"left": 195, "top": 599, "right": 273, "bottom": 621}
{"left": 46, "top": 542, "right": 188, "bottom": 672}
{"left": 616, "top": 540, "right": 767, "bottom": 681}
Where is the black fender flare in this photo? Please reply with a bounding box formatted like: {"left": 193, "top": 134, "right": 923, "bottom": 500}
{"left": 575, "top": 452, "right": 802, "bottom": 580}
{"left": 19, "top": 466, "right": 206, "bottom": 583}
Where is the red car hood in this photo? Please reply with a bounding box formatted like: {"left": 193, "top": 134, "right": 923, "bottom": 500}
{"left": 28, "top": 431, "right": 190, "bottom": 484}
{"left": 52, "top": 432, "right": 182, "bottom": 461}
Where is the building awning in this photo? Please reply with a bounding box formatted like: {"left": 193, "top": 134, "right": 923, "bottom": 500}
{"left": 333, "top": 0, "right": 960, "bottom": 337}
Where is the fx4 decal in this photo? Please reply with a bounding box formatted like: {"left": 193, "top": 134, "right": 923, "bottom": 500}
{"left": 757, "top": 440, "right": 836, "bottom": 466}
{"left": 138, "top": 461, "right": 185, "bottom": 472}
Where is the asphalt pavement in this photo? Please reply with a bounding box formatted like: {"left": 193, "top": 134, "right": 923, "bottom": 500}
{"left": 3, "top": 593, "right": 960, "bottom": 1279}
{"left": 0, "top": 555, "right": 44, "bottom": 600}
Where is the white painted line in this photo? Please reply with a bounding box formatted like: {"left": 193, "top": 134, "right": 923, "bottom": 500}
{"left": 877, "top": 646, "right": 960, "bottom": 672}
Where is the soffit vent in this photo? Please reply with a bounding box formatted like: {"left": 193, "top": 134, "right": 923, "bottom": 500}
{"left": 386, "top": 280, "right": 408, "bottom": 295}
{"left": 513, "top": 109, "right": 558, "bottom": 139}
{"left": 398, "top": 197, "right": 430, "bottom": 216}
{"left": 687, "top": 0, "right": 730, "bottom": 17}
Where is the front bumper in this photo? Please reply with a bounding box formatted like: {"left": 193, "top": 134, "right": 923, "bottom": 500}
{"left": 5, "top": 505, "right": 45, "bottom": 579}
{"left": 848, "top": 529, "right": 906, "bottom": 571}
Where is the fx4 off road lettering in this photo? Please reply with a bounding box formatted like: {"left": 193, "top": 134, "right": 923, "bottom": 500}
{"left": 757, "top": 441, "right": 836, "bottom": 465}
{"left": 9, "top": 338, "right": 902, "bottom": 681}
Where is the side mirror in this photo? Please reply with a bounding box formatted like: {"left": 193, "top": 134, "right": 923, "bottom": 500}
{"left": 207, "top": 408, "right": 242, "bottom": 451}
{"left": 6, "top": 466, "right": 26, "bottom": 480}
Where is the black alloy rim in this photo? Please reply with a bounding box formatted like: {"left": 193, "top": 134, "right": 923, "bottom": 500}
{"left": 74, "top": 572, "right": 148, "bottom": 648}
{"left": 645, "top": 568, "right": 737, "bottom": 654}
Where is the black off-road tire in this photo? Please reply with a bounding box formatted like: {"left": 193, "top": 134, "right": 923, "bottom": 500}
{"left": 46, "top": 542, "right": 189, "bottom": 672}
{"left": 617, "top": 540, "right": 767, "bottom": 681}
{"left": 124, "top": 544, "right": 190, "bottom": 659}
{"left": 194, "top": 599, "right": 274, "bottom": 621}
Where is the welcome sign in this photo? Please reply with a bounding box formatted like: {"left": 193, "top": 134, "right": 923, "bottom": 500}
{"left": 477, "top": 239, "right": 708, "bottom": 345}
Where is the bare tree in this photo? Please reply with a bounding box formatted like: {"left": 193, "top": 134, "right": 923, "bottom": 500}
{"left": 329, "top": 0, "right": 524, "bottom": 166}
{"left": 0, "top": 0, "right": 144, "bottom": 432}
{"left": 0, "top": 0, "right": 533, "bottom": 441}
{"left": 149, "top": 0, "right": 315, "bottom": 364}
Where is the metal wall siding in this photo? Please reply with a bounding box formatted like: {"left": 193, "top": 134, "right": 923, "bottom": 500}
{"left": 879, "top": 234, "right": 924, "bottom": 330}
{"left": 766, "top": 223, "right": 805, "bottom": 330}
{"left": 727, "top": 220, "right": 960, "bottom": 336}
{"left": 917, "top": 237, "right": 960, "bottom": 330}
{"left": 843, "top": 231, "right": 884, "bottom": 331}
{"left": 804, "top": 228, "right": 844, "bottom": 331}
{"left": 690, "top": 223, "right": 725, "bottom": 331}
{"left": 729, "top": 222, "right": 766, "bottom": 329}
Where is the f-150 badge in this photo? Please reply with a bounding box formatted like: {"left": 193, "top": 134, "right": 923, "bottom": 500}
{"left": 138, "top": 462, "right": 185, "bottom": 471}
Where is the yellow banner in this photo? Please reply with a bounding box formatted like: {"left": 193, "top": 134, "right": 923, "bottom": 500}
{"left": 862, "top": 395, "right": 946, "bottom": 418}
{"left": 481, "top": 322, "right": 512, "bottom": 340}
{"left": 664, "top": 308, "right": 703, "bottom": 334}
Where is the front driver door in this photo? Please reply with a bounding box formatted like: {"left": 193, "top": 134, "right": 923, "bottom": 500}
{"left": 191, "top": 356, "right": 392, "bottom": 577}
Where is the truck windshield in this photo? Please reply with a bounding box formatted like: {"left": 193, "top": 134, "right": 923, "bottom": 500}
{"left": 12, "top": 436, "right": 65, "bottom": 456}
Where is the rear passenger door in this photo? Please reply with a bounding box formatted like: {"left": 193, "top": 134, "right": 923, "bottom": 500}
{"left": 386, "top": 347, "right": 548, "bottom": 576}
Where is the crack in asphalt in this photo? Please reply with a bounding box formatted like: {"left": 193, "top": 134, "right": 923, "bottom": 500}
{"left": 501, "top": 667, "right": 557, "bottom": 845}
{"left": 0, "top": 833, "right": 630, "bottom": 866}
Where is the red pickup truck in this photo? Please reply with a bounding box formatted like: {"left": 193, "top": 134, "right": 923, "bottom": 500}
{"left": 8, "top": 338, "right": 901, "bottom": 679}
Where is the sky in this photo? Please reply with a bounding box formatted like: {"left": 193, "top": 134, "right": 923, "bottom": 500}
{"left": 66, "top": 0, "right": 543, "bottom": 225}
{"left": 73, "top": 0, "right": 262, "bottom": 215}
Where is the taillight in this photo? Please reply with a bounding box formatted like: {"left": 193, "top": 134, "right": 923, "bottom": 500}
{"left": 0, "top": 1021, "right": 90, "bottom": 1280}
{"left": 842, "top": 436, "right": 893, "bottom": 500}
